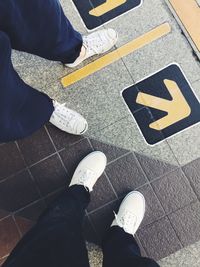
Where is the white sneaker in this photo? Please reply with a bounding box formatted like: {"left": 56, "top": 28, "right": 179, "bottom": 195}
{"left": 69, "top": 151, "right": 107, "bottom": 192}
{"left": 111, "top": 191, "right": 145, "bottom": 236}
{"left": 66, "top": 29, "right": 118, "bottom": 68}
{"left": 49, "top": 100, "right": 88, "bottom": 135}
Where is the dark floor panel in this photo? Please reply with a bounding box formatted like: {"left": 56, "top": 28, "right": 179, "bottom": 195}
{"left": 138, "top": 184, "right": 164, "bottom": 227}
{"left": 0, "top": 143, "right": 25, "bottom": 181}
{"left": 0, "top": 170, "right": 40, "bottom": 212}
{"left": 87, "top": 174, "right": 117, "bottom": 212}
{"left": 46, "top": 124, "right": 84, "bottom": 151}
{"left": 182, "top": 158, "right": 200, "bottom": 199}
{"left": 15, "top": 199, "right": 46, "bottom": 221}
{"left": 137, "top": 217, "right": 182, "bottom": 260}
{"left": 135, "top": 152, "right": 177, "bottom": 181}
{"left": 14, "top": 216, "right": 35, "bottom": 236}
{"left": 151, "top": 169, "right": 197, "bottom": 214}
{"left": 105, "top": 153, "right": 147, "bottom": 197}
{"left": 17, "top": 128, "right": 55, "bottom": 166}
{"left": 169, "top": 201, "right": 200, "bottom": 247}
{"left": 90, "top": 138, "right": 128, "bottom": 163}
{"left": 60, "top": 138, "right": 93, "bottom": 176}
{"left": 30, "top": 154, "right": 69, "bottom": 196}
{"left": 0, "top": 217, "right": 20, "bottom": 258}
{"left": 0, "top": 210, "right": 10, "bottom": 220}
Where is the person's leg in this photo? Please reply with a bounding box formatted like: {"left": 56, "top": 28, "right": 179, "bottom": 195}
{"left": 0, "top": 30, "right": 54, "bottom": 142}
{"left": 0, "top": 0, "right": 118, "bottom": 66}
{"left": 103, "top": 227, "right": 159, "bottom": 267}
{"left": 0, "top": 0, "right": 82, "bottom": 64}
{"left": 2, "top": 151, "right": 107, "bottom": 267}
{"left": 3, "top": 186, "right": 90, "bottom": 267}
{"left": 102, "top": 192, "right": 160, "bottom": 267}
{"left": 0, "top": 31, "right": 88, "bottom": 142}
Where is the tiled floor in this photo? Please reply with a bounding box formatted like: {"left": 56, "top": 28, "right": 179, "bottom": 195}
{"left": 1, "top": 0, "right": 200, "bottom": 265}
{"left": 0, "top": 126, "right": 200, "bottom": 263}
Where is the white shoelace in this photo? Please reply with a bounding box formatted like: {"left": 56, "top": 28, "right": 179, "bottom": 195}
{"left": 53, "top": 102, "right": 78, "bottom": 132}
{"left": 78, "top": 169, "right": 96, "bottom": 191}
{"left": 83, "top": 34, "right": 104, "bottom": 55}
{"left": 114, "top": 210, "right": 137, "bottom": 235}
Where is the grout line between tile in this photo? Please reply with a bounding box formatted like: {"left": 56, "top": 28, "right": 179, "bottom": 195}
{"left": 44, "top": 126, "right": 70, "bottom": 177}
{"left": 181, "top": 167, "right": 200, "bottom": 203}
{"left": 106, "top": 151, "right": 132, "bottom": 166}
{"left": 12, "top": 214, "right": 23, "bottom": 238}
{"left": 87, "top": 198, "right": 119, "bottom": 215}
{"left": 103, "top": 172, "right": 118, "bottom": 199}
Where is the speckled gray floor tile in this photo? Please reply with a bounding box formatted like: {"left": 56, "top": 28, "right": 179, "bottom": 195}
{"left": 167, "top": 123, "right": 200, "bottom": 166}
{"left": 182, "top": 158, "right": 200, "bottom": 199}
{"left": 151, "top": 169, "right": 197, "bottom": 214}
{"left": 137, "top": 184, "right": 165, "bottom": 227}
{"left": 91, "top": 114, "right": 179, "bottom": 165}
{"left": 135, "top": 152, "right": 177, "bottom": 181}
{"left": 168, "top": 201, "right": 200, "bottom": 247}
{"left": 137, "top": 217, "right": 182, "bottom": 260}
{"left": 158, "top": 243, "right": 200, "bottom": 267}
{"left": 105, "top": 153, "right": 147, "bottom": 197}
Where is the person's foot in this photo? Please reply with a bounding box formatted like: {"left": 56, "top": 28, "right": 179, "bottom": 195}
{"left": 111, "top": 191, "right": 145, "bottom": 236}
{"left": 49, "top": 100, "right": 88, "bottom": 135}
{"left": 66, "top": 29, "right": 118, "bottom": 68}
{"left": 69, "top": 151, "right": 107, "bottom": 191}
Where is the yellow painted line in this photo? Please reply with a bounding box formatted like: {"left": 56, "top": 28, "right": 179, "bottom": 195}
{"left": 169, "top": 0, "right": 200, "bottom": 51}
{"left": 89, "top": 0, "right": 127, "bottom": 17}
{"left": 136, "top": 79, "right": 191, "bottom": 130}
{"left": 61, "top": 23, "right": 171, "bottom": 88}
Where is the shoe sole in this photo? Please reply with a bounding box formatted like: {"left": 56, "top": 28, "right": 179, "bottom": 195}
{"left": 80, "top": 121, "right": 89, "bottom": 135}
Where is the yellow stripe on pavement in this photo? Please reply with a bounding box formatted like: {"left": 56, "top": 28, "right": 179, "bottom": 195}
{"left": 61, "top": 23, "right": 171, "bottom": 88}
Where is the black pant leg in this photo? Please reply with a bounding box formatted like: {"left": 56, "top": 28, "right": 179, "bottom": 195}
{"left": 0, "top": 0, "right": 82, "bottom": 63}
{"left": 102, "top": 226, "right": 160, "bottom": 267}
{"left": 2, "top": 185, "right": 90, "bottom": 267}
{"left": 0, "top": 31, "right": 54, "bottom": 142}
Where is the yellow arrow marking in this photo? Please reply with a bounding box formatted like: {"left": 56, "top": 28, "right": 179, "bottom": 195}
{"left": 61, "top": 23, "right": 171, "bottom": 87}
{"left": 89, "top": 0, "right": 127, "bottom": 16}
{"left": 136, "top": 79, "right": 191, "bottom": 130}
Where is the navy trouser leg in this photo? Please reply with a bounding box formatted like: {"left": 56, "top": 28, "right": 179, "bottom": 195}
{"left": 0, "top": 31, "right": 54, "bottom": 142}
{"left": 0, "top": 0, "right": 83, "bottom": 142}
{"left": 102, "top": 226, "right": 160, "bottom": 267}
{"left": 2, "top": 186, "right": 90, "bottom": 267}
{"left": 0, "top": 0, "right": 83, "bottom": 63}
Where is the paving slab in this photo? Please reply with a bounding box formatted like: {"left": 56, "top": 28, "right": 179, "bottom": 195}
{"left": 182, "top": 158, "right": 200, "bottom": 199}
{"left": 137, "top": 216, "right": 182, "bottom": 260}
{"left": 90, "top": 114, "right": 179, "bottom": 165}
{"left": 159, "top": 241, "right": 200, "bottom": 267}
{"left": 168, "top": 201, "right": 200, "bottom": 247}
{"left": 0, "top": 132, "right": 200, "bottom": 263}
{"left": 151, "top": 169, "right": 197, "bottom": 214}
{"left": 167, "top": 123, "right": 200, "bottom": 166}
{"left": 54, "top": 60, "right": 134, "bottom": 134}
